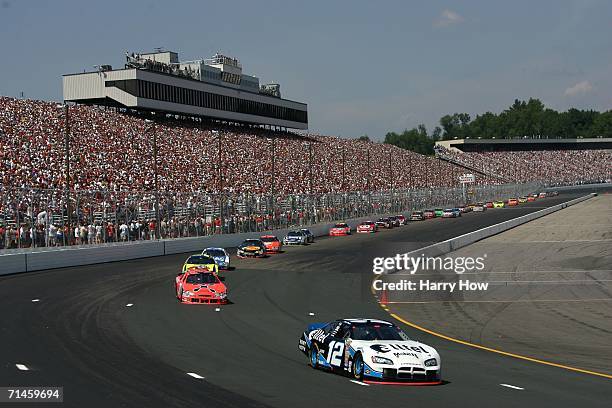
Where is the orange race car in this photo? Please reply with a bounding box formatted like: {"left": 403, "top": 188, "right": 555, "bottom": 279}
{"left": 260, "top": 235, "right": 282, "bottom": 253}
{"left": 508, "top": 198, "right": 519, "bottom": 206}
{"left": 356, "top": 221, "right": 377, "bottom": 233}
{"left": 329, "top": 222, "right": 351, "bottom": 236}
{"left": 175, "top": 267, "right": 228, "bottom": 304}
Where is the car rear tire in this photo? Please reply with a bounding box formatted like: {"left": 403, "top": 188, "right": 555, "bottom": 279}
{"left": 352, "top": 353, "right": 364, "bottom": 381}
{"left": 309, "top": 347, "right": 319, "bottom": 369}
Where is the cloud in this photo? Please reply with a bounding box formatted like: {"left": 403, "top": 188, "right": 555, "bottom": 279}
{"left": 434, "top": 9, "right": 464, "bottom": 27}
{"left": 564, "top": 80, "right": 593, "bottom": 96}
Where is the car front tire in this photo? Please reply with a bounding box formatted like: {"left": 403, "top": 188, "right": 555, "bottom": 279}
{"left": 352, "top": 353, "right": 364, "bottom": 381}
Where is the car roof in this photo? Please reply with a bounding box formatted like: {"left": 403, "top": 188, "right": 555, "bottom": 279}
{"left": 340, "top": 318, "right": 394, "bottom": 325}
{"left": 187, "top": 254, "right": 214, "bottom": 260}
{"left": 260, "top": 235, "right": 277, "bottom": 238}
{"left": 204, "top": 247, "right": 225, "bottom": 251}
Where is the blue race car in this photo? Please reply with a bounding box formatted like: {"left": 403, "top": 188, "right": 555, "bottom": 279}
{"left": 201, "top": 247, "right": 231, "bottom": 270}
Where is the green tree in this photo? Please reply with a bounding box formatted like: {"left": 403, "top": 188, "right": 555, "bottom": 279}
{"left": 384, "top": 125, "right": 434, "bottom": 155}
{"left": 591, "top": 111, "right": 612, "bottom": 137}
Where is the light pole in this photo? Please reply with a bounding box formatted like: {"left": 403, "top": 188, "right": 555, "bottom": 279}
{"left": 308, "top": 141, "right": 313, "bottom": 195}
{"left": 57, "top": 103, "right": 71, "bottom": 245}
{"left": 366, "top": 148, "right": 371, "bottom": 191}
{"left": 212, "top": 130, "right": 223, "bottom": 233}
{"left": 145, "top": 119, "right": 160, "bottom": 239}
{"left": 270, "top": 136, "right": 275, "bottom": 225}
{"left": 342, "top": 146, "right": 346, "bottom": 191}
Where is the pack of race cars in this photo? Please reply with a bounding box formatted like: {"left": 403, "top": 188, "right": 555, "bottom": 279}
{"left": 173, "top": 190, "right": 557, "bottom": 382}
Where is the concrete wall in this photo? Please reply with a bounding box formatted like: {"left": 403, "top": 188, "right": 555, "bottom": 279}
{"left": 0, "top": 214, "right": 389, "bottom": 275}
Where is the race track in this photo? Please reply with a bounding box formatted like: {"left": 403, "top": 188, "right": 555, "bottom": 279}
{"left": 1, "top": 192, "right": 610, "bottom": 408}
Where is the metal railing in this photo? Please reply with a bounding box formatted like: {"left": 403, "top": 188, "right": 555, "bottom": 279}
{"left": 0, "top": 182, "right": 542, "bottom": 250}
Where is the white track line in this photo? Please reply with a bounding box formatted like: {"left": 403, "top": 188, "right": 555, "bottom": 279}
{"left": 186, "top": 372, "right": 205, "bottom": 379}
{"left": 125, "top": 303, "right": 133, "bottom": 307}
{"left": 31, "top": 299, "right": 40, "bottom": 302}
{"left": 500, "top": 383, "right": 524, "bottom": 390}
{"left": 350, "top": 380, "right": 369, "bottom": 386}
{"left": 15, "top": 364, "right": 29, "bottom": 371}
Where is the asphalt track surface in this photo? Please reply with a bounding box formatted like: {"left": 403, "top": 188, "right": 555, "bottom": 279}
{"left": 1, "top": 192, "right": 611, "bottom": 408}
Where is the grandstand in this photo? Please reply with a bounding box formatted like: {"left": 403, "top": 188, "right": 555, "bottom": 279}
{"left": 1, "top": 93, "right": 610, "bottom": 250}
{"left": 435, "top": 139, "right": 612, "bottom": 186}
{"left": 436, "top": 138, "right": 612, "bottom": 152}
{"left": 63, "top": 50, "right": 308, "bottom": 130}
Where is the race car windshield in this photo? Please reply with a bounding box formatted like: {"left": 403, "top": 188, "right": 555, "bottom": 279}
{"left": 260, "top": 237, "right": 278, "bottom": 242}
{"left": 187, "top": 255, "right": 214, "bottom": 264}
{"left": 186, "top": 273, "right": 218, "bottom": 284}
{"left": 204, "top": 249, "right": 225, "bottom": 257}
{"left": 287, "top": 231, "right": 303, "bottom": 237}
{"left": 242, "top": 240, "right": 262, "bottom": 246}
{"left": 335, "top": 223, "right": 348, "bottom": 228}
{"left": 350, "top": 324, "right": 410, "bottom": 341}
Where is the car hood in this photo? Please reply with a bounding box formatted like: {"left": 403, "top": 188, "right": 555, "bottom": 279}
{"left": 184, "top": 263, "right": 215, "bottom": 270}
{"left": 349, "top": 339, "right": 438, "bottom": 365}
{"left": 241, "top": 246, "right": 262, "bottom": 251}
{"left": 184, "top": 282, "right": 226, "bottom": 293}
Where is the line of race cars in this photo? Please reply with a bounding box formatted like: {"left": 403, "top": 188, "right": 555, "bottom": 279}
{"left": 173, "top": 189, "right": 558, "bottom": 382}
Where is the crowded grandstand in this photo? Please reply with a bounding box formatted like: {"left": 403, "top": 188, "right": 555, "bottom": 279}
{"left": 1, "top": 94, "right": 610, "bottom": 249}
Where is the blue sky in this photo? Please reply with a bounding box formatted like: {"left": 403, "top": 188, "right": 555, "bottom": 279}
{"left": 1, "top": 0, "right": 610, "bottom": 139}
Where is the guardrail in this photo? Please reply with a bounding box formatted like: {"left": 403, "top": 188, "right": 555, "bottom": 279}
{"left": 383, "top": 193, "right": 596, "bottom": 274}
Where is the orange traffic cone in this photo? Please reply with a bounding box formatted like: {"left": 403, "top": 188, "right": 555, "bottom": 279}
{"left": 380, "top": 289, "right": 388, "bottom": 305}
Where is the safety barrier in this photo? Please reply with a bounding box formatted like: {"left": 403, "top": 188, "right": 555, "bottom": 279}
{"left": 384, "top": 193, "right": 595, "bottom": 274}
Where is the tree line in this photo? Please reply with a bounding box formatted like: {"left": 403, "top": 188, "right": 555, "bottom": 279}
{"left": 380, "top": 98, "right": 612, "bottom": 155}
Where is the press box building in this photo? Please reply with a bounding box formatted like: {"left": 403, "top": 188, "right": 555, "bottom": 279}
{"left": 62, "top": 50, "right": 308, "bottom": 130}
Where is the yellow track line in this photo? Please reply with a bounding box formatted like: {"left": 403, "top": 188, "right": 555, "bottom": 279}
{"left": 386, "top": 298, "right": 612, "bottom": 304}
{"left": 386, "top": 310, "right": 612, "bottom": 380}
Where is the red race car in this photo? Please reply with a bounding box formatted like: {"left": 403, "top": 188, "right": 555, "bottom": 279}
{"left": 175, "top": 267, "right": 228, "bottom": 304}
{"left": 260, "top": 235, "right": 282, "bottom": 253}
{"left": 485, "top": 201, "right": 494, "bottom": 208}
{"left": 396, "top": 215, "right": 407, "bottom": 225}
{"left": 508, "top": 198, "right": 518, "bottom": 206}
{"left": 329, "top": 222, "right": 351, "bottom": 236}
{"left": 423, "top": 209, "right": 435, "bottom": 219}
{"left": 357, "top": 221, "right": 377, "bottom": 233}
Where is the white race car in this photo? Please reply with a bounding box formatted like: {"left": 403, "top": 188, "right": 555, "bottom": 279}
{"left": 298, "top": 318, "right": 441, "bottom": 384}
